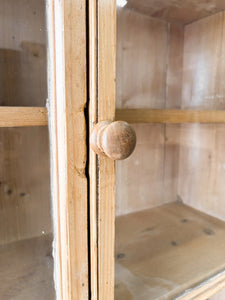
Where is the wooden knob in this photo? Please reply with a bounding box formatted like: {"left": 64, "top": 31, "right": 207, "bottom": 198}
{"left": 91, "top": 121, "right": 136, "bottom": 160}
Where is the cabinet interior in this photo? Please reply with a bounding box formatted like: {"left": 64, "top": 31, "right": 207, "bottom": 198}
{"left": 115, "top": 1, "right": 225, "bottom": 299}
{"left": 0, "top": 0, "right": 55, "bottom": 299}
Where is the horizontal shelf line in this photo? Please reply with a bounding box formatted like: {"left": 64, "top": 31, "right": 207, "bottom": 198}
{"left": 0, "top": 107, "right": 48, "bottom": 127}
{"left": 116, "top": 109, "right": 225, "bottom": 123}
{"left": 1, "top": 108, "right": 225, "bottom": 127}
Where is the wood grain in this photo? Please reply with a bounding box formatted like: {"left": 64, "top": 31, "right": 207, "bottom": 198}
{"left": 97, "top": 1, "right": 116, "bottom": 299}
{"left": 115, "top": 14, "right": 185, "bottom": 216}
{"left": 116, "top": 9, "right": 171, "bottom": 216}
{"left": 115, "top": 5, "right": 225, "bottom": 300}
{"left": 0, "top": 127, "right": 51, "bottom": 245}
{"left": 125, "top": 0, "right": 225, "bottom": 24}
{"left": 89, "top": 0, "right": 98, "bottom": 299}
{"left": 0, "top": 234, "right": 55, "bottom": 300}
{"left": 182, "top": 11, "right": 225, "bottom": 110}
{"left": 115, "top": 202, "right": 225, "bottom": 300}
{"left": 0, "top": 0, "right": 52, "bottom": 246}
{"left": 0, "top": 0, "right": 47, "bottom": 107}
{"left": 178, "top": 12, "right": 225, "bottom": 299}
{"left": 116, "top": 109, "right": 225, "bottom": 123}
{"left": 116, "top": 8, "right": 168, "bottom": 110}
{"left": 116, "top": 124, "right": 165, "bottom": 216}
{"left": 0, "top": 107, "right": 47, "bottom": 127}
{"left": 90, "top": 121, "right": 136, "bottom": 160}
{"left": 47, "top": 0, "right": 88, "bottom": 299}
{"left": 178, "top": 12, "right": 225, "bottom": 220}
{"left": 166, "top": 23, "right": 184, "bottom": 109}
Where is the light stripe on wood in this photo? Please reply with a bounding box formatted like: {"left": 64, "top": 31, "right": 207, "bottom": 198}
{"left": 0, "top": 107, "right": 48, "bottom": 127}
{"left": 89, "top": 0, "right": 98, "bottom": 299}
{"left": 116, "top": 109, "right": 225, "bottom": 123}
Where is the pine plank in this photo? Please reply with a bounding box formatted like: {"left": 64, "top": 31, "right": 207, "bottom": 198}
{"left": 0, "top": 107, "right": 47, "bottom": 127}
{"left": 0, "top": 234, "right": 55, "bottom": 300}
{"left": 47, "top": 0, "right": 88, "bottom": 299}
{"left": 125, "top": 0, "right": 225, "bottom": 24}
{"left": 116, "top": 109, "right": 225, "bottom": 123}
{"left": 97, "top": 1, "right": 116, "bottom": 299}
{"left": 115, "top": 202, "right": 225, "bottom": 300}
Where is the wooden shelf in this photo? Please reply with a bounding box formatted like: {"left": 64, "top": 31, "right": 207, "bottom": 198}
{"left": 115, "top": 202, "right": 225, "bottom": 300}
{"left": 0, "top": 107, "right": 48, "bottom": 127}
{"left": 0, "top": 234, "right": 55, "bottom": 299}
{"left": 0, "top": 107, "right": 225, "bottom": 127}
{"left": 116, "top": 109, "right": 225, "bottom": 124}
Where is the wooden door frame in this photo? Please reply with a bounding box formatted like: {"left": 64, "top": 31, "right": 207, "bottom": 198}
{"left": 89, "top": 1, "right": 116, "bottom": 299}
{"left": 47, "top": 0, "right": 88, "bottom": 299}
{"left": 47, "top": 0, "right": 116, "bottom": 299}
{"left": 46, "top": 1, "right": 225, "bottom": 299}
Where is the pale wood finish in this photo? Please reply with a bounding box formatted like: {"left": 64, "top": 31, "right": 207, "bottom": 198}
{"left": 116, "top": 11, "right": 184, "bottom": 216}
{"left": 177, "top": 124, "right": 225, "bottom": 221}
{"left": 116, "top": 109, "right": 225, "bottom": 123}
{"left": 96, "top": 1, "right": 116, "bottom": 299}
{"left": 0, "top": 234, "right": 55, "bottom": 299}
{"left": 91, "top": 121, "right": 136, "bottom": 160}
{"left": 164, "top": 23, "right": 184, "bottom": 218}
{"left": 89, "top": 0, "right": 98, "bottom": 299}
{"left": 0, "top": 107, "right": 47, "bottom": 127}
{"left": 210, "top": 287, "right": 225, "bottom": 300}
{"left": 2, "top": 107, "right": 225, "bottom": 128}
{"left": 47, "top": 0, "right": 88, "bottom": 299}
{"left": 178, "top": 273, "right": 225, "bottom": 300}
{"left": 0, "top": 127, "right": 51, "bottom": 246}
{"left": 166, "top": 23, "right": 184, "bottom": 109}
{"left": 0, "top": 0, "right": 52, "bottom": 246}
{"left": 116, "top": 124, "right": 165, "bottom": 216}
{"left": 182, "top": 11, "right": 225, "bottom": 111}
{"left": 116, "top": 8, "right": 168, "bottom": 110}
{"left": 115, "top": 202, "right": 225, "bottom": 300}
{"left": 0, "top": 0, "right": 47, "bottom": 107}
{"left": 178, "top": 12, "right": 225, "bottom": 220}
{"left": 114, "top": 2, "right": 225, "bottom": 300}
{"left": 0, "top": 0, "right": 54, "bottom": 297}
{"left": 125, "top": 0, "right": 225, "bottom": 24}
{"left": 116, "top": 9, "right": 168, "bottom": 216}
{"left": 179, "top": 13, "right": 225, "bottom": 300}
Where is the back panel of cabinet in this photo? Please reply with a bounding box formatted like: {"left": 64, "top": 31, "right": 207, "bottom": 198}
{"left": 115, "top": 1, "right": 225, "bottom": 299}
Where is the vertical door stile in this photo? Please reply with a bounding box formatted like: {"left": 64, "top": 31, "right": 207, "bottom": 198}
{"left": 98, "top": 1, "right": 116, "bottom": 299}
{"left": 89, "top": 0, "right": 98, "bottom": 299}
{"left": 47, "top": 0, "right": 88, "bottom": 299}
{"left": 89, "top": 0, "right": 116, "bottom": 299}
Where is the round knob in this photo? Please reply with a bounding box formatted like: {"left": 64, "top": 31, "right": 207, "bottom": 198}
{"left": 91, "top": 121, "right": 136, "bottom": 160}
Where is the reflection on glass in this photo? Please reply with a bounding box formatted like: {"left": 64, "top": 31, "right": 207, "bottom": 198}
{"left": 0, "top": 127, "right": 55, "bottom": 299}
{"left": 0, "top": 0, "right": 47, "bottom": 107}
{"left": 0, "top": 0, "right": 55, "bottom": 299}
{"left": 115, "top": 3, "right": 225, "bottom": 300}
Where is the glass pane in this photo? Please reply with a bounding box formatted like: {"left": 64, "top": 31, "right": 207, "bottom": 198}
{"left": 115, "top": 2, "right": 225, "bottom": 299}
{"left": 0, "top": 127, "right": 55, "bottom": 299}
{"left": 0, "top": 0, "right": 55, "bottom": 299}
{"left": 0, "top": 0, "right": 47, "bottom": 106}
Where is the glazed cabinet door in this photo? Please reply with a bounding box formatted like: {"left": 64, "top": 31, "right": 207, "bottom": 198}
{"left": 89, "top": 1, "right": 116, "bottom": 299}
{"left": 0, "top": 0, "right": 89, "bottom": 300}
{"left": 0, "top": 0, "right": 54, "bottom": 299}
{"left": 89, "top": 1, "right": 225, "bottom": 300}
{"left": 47, "top": 0, "right": 89, "bottom": 299}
